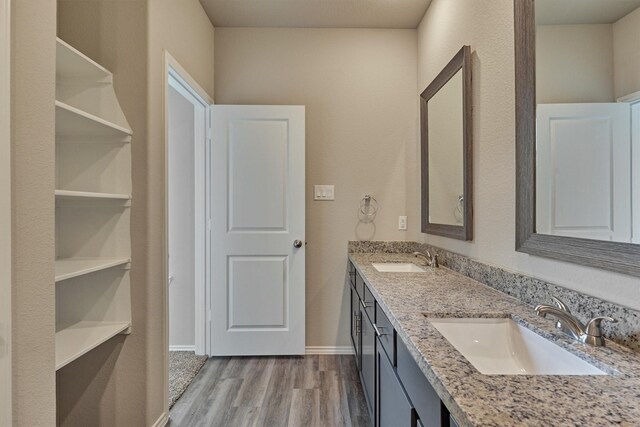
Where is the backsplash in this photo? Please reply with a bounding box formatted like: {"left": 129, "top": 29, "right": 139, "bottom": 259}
{"left": 348, "top": 240, "right": 640, "bottom": 352}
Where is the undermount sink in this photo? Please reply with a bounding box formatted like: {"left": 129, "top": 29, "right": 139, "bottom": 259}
{"left": 428, "top": 317, "right": 607, "bottom": 375}
{"left": 372, "top": 262, "right": 426, "bottom": 273}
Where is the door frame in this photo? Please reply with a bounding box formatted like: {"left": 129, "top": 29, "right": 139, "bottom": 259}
{"left": 162, "top": 51, "right": 212, "bottom": 413}
{"left": 619, "top": 91, "right": 640, "bottom": 243}
{"left": 0, "top": 0, "right": 11, "bottom": 424}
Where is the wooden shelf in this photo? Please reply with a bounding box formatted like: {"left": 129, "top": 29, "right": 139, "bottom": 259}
{"left": 56, "top": 38, "right": 112, "bottom": 81}
{"left": 55, "top": 189, "right": 131, "bottom": 201}
{"left": 55, "top": 258, "right": 130, "bottom": 282}
{"left": 55, "top": 321, "right": 131, "bottom": 370}
{"left": 55, "top": 101, "right": 132, "bottom": 139}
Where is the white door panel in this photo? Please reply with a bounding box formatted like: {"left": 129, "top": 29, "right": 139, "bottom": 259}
{"left": 211, "top": 105, "right": 305, "bottom": 356}
{"left": 537, "top": 103, "right": 631, "bottom": 242}
{"left": 228, "top": 256, "right": 286, "bottom": 328}
{"left": 229, "top": 120, "right": 288, "bottom": 231}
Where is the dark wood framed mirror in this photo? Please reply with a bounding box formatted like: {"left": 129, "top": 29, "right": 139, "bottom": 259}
{"left": 421, "top": 45, "right": 473, "bottom": 241}
{"left": 515, "top": 0, "right": 640, "bottom": 276}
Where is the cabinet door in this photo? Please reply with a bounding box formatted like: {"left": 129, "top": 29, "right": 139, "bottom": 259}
{"left": 377, "top": 338, "right": 415, "bottom": 427}
{"left": 351, "top": 286, "right": 361, "bottom": 369}
{"left": 361, "top": 309, "right": 376, "bottom": 420}
{"left": 397, "top": 338, "right": 445, "bottom": 427}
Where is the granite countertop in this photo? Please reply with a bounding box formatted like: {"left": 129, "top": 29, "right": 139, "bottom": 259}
{"left": 349, "top": 252, "right": 640, "bottom": 427}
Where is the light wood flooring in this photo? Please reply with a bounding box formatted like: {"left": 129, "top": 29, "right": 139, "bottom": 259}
{"left": 168, "top": 355, "right": 372, "bottom": 427}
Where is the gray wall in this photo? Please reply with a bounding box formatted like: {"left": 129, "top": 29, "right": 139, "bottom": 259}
{"left": 613, "top": 6, "right": 640, "bottom": 98}
{"left": 12, "top": 0, "right": 57, "bottom": 424}
{"left": 536, "top": 24, "right": 614, "bottom": 103}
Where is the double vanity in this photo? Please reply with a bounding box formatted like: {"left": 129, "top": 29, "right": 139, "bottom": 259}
{"left": 345, "top": 1, "right": 640, "bottom": 425}
{"left": 348, "top": 251, "right": 640, "bottom": 426}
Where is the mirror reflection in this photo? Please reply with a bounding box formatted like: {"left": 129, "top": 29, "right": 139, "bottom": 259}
{"left": 428, "top": 69, "right": 464, "bottom": 226}
{"left": 535, "top": 0, "right": 640, "bottom": 243}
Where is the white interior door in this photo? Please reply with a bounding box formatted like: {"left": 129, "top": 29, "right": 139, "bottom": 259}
{"left": 0, "top": 0, "right": 10, "bottom": 423}
{"left": 537, "top": 103, "right": 631, "bottom": 242}
{"left": 210, "top": 105, "right": 305, "bottom": 356}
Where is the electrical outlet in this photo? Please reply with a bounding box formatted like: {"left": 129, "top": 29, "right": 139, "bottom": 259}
{"left": 398, "top": 215, "right": 407, "bottom": 230}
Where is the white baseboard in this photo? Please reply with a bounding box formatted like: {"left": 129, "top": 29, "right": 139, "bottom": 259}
{"left": 305, "top": 346, "right": 354, "bottom": 355}
{"left": 169, "top": 345, "right": 196, "bottom": 352}
{"left": 151, "top": 412, "right": 169, "bottom": 427}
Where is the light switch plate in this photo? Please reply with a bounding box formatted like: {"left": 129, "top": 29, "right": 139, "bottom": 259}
{"left": 314, "top": 185, "right": 335, "bottom": 201}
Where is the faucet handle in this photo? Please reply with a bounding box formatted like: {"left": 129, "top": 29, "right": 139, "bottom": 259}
{"left": 551, "top": 296, "right": 571, "bottom": 313}
{"left": 585, "top": 316, "right": 617, "bottom": 337}
{"left": 431, "top": 253, "right": 439, "bottom": 268}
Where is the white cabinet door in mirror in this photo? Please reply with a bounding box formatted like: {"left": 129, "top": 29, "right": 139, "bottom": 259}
{"left": 536, "top": 103, "right": 631, "bottom": 242}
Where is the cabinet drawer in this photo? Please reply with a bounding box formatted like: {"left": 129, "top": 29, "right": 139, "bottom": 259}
{"left": 362, "top": 285, "right": 375, "bottom": 319}
{"left": 348, "top": 261, "right": 356, "bottom": 286}
{"left": 375, "top": 302, "right": 395, "bottom": 364}
{"left": 397, "top": 338, "right": 444, "bottom": 427}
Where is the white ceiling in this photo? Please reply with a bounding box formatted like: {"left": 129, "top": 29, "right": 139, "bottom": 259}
{"left": 536, "top": 0, "right": 640, "bottom": 25}
{"left": 199, "top": 0, "right": 433, "bottom": 29}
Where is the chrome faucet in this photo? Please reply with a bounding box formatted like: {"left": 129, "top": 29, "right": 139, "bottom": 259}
{"left": 540, "top": 296, "right": 573, "bottom": 335}
{"left": 413, "top": 251, "right": 439, "bottom": 268}
{"left": 534, "top": 303, "right": 617, "bottom": 347}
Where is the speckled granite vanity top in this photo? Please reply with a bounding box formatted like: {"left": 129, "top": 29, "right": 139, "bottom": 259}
{"left": 349, "top": 252, "right": 640, "bottom": 427}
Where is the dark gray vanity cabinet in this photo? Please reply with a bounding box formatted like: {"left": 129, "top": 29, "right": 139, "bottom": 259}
{"left": 350, "top": 266, "right": 374, "bottom": 417}
{"left": 348, "top": 260, "right": 456, "bottom": 427}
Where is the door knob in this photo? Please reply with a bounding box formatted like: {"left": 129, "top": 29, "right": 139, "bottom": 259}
{"left": 293, "top": 240, "right": 303, "bottom": 248}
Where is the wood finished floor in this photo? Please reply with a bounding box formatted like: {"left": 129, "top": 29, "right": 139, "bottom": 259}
{"left": 168, "top": 355, "right": 372, "bottom": 427}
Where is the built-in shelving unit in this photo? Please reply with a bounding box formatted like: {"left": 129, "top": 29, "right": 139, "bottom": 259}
{"left": 55, "top": 38, "right": 132, "bottom": 371}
